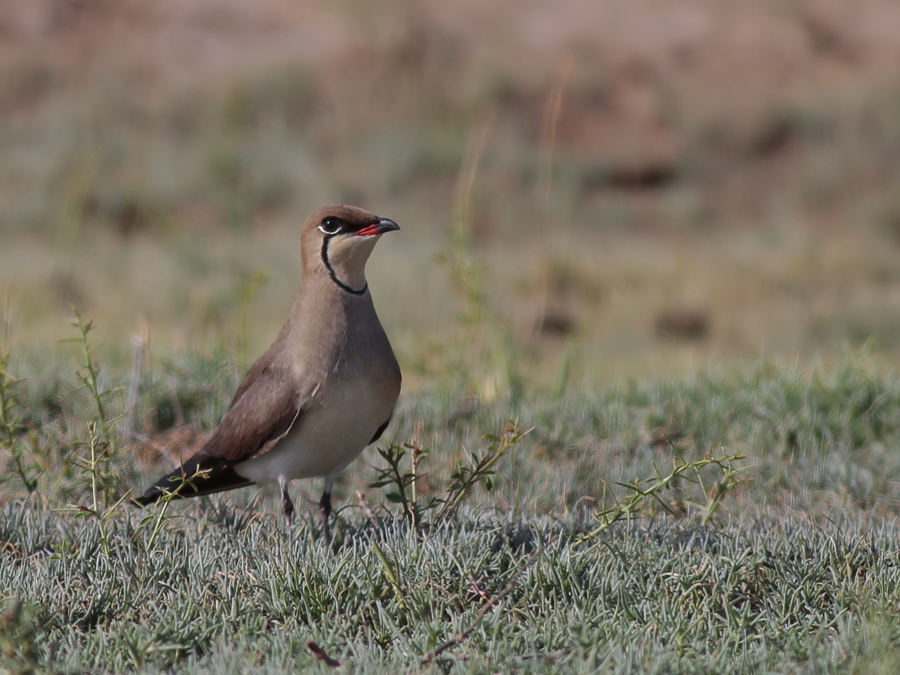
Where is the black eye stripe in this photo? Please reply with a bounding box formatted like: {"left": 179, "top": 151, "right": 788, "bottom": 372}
{"left": 318, "top": 216, "right": 383, "bottom": 235}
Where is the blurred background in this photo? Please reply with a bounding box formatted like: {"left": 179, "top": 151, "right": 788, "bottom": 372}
{"left": 2, "top": 0, "right": 900, "bottom": 391}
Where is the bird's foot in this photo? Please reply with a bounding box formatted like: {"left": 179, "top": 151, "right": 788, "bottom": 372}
{"left": 282, "top": 484, "right": 295, "bottom": 528}
{"left": 319, "top": 491, "right": 332, "bottom": 548}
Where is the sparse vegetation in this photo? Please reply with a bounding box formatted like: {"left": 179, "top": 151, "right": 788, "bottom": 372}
{"left": 3, "top": 0, "right": 900, "bottom": 382}
{"left": 2, "top": 313, "right": 900, "bottom": 672}
{"left": 3, "top": 0, "right": 900, "bottom": 672}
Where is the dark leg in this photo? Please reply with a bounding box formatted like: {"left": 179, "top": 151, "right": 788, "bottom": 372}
{"left": 281, "top": 479, "right": 295, "bottom": 526}
{"left": 319, "top": 490, "right": 332, "bottom": 547}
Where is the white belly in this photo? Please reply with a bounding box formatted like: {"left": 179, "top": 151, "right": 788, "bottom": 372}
{"left": 234, "top": 376, "right": 393, "bottom": 484}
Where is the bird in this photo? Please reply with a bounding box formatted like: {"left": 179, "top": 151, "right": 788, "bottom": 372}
{"left": 134, "top": 204, "right": 402, "bottom": 545}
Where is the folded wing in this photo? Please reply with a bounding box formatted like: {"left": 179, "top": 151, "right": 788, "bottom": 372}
{"left": 134, "top": 366, "right": 303, "bottom": 505}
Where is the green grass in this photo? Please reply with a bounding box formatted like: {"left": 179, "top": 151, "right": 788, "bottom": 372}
{"left": 2, "top": 335, "right": 900, "bottom": 672}
{"left": 4, "top": 506, "right": 900, "bottom": 674}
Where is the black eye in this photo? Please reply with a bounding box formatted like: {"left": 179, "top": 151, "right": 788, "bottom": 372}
{"left": 318, "top": 217, "right": 342, "bottom": 234}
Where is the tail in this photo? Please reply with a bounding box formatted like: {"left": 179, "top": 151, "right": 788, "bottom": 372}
{"left": 133, "top": 458, "right": 254, "bottom": 507}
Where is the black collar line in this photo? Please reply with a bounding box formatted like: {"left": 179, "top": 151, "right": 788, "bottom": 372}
{"left": 321, "top": 235, "right": 368, "bottom": 296}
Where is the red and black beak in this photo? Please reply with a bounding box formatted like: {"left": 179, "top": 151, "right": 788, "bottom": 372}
{"left": 356, "top": 218, "right": 400, "bottom": 237}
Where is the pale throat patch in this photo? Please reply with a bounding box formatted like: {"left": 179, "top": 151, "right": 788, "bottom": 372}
{"left": 321, "top": 234, "right": 377, "bottom": 295}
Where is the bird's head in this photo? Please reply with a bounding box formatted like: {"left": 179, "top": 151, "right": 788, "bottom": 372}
{"left": 301, "top": 205, "right": 400, "bottom": 295}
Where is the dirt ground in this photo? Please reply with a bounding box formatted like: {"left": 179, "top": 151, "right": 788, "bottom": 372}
{"left": 5, "top": 0, "right": 900, "bottom": 147}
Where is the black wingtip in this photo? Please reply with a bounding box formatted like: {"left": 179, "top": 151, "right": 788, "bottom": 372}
{"left": 131, "top": 492, "right": 160, "bottom": 508}
{"left": 134, "top": 458, "right": 256, "bottom": 507}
